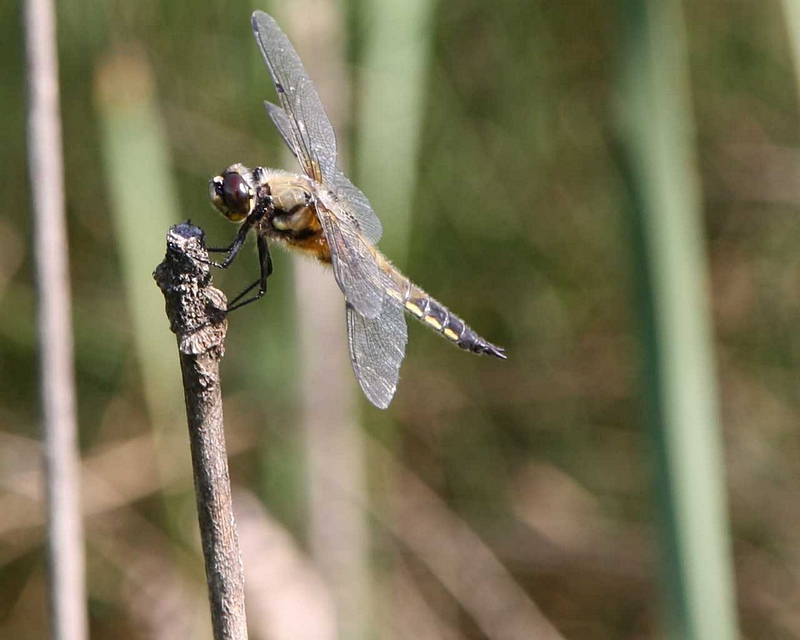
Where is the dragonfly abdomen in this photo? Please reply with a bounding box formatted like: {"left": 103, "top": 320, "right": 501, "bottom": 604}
{"left": 399, "top": 280, "right": 506, "bottom": 359}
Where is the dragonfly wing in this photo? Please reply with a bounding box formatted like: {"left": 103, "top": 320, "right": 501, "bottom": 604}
{"left": 327, "top": 166, "right": 383, "bottom": 244}
{"left": 267, "top": 94, "right": 387, "bottom": 317}
{"left": 316, "top": 202, "right": 387, "bottom": 319}
{"left": 266, "top": 100, "right": 383, "bottom": 245}
{"left": 252, "top": 11, "right": 336, "bottom": 181}
{"left": 265, "top": 100, "right": 297, "bottom": 160}
{"left": 346, "top": 298, "right": 408, "bottom": 409}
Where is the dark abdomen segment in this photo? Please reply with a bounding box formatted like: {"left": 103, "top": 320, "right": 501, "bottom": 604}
{"left": 398, "top": 279, "right": 506, "bottom": 359}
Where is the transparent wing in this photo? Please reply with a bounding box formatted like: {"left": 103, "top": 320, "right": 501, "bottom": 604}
{"left": 268, "top": 100, "right": 386, "bottom": 315}
{"left": 264, "top": 100, "right": 298, "bottom": 160}
{"left": 346, "top": 298, "right": 408, "bottom": 409}
{"left": 252, "top": 11, "right": 336, "bottom": 182}
{"left": 254, "top": 12, "right": 387, "bottom": 314}
{"left": 315, "top": 202, "right": 389, "bottom": 319}
{"left": 327, "top": 166, "right": 383, "bottom": 244}
{"left": 266, "top": 101, "right": 383, "bottom": 244}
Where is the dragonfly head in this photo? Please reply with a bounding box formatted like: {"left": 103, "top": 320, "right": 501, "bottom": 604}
{"left": 209, "top": 165, "right": 256, "bottom": 223}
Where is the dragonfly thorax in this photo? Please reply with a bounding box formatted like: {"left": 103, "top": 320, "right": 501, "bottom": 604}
{"left": 267, "top": 175, "right": 311, "bottom": 214}
{"left": 261, "top": 171, "right": 316, "bottom": 235}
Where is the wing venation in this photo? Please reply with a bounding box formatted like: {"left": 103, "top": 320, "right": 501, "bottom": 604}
{"left": 346, "top": 298, "right": 407, "bottom": 409}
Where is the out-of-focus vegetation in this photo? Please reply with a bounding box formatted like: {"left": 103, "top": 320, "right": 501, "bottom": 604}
{"left": 3, "top": 0, "right": 800, "bottom": 637}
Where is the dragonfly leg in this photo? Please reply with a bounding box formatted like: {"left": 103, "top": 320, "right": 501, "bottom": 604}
{"left": 206, "top": 184, "right": 272, "bottom": 268}
{"left": 204, "top": 220, "right": 254, "bottom": 269}
{"left": 226, "top": 234, "right": 273, "bottom": 312}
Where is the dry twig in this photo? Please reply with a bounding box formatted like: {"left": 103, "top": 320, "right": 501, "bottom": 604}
{"left": 153, "top": 223, "right": 248, "bottom": 640}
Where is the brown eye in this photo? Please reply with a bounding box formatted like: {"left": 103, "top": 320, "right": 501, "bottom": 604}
{"left": 222, "top": 173, "right": 251, "bottom": 214}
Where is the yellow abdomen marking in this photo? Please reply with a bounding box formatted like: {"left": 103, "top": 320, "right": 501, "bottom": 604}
{"left": 405, "top": 301, "right": 423, "bottom": 317}
{"left": 444, "top": 327, "right": 459, "bottom": 341}
{"left": 424, "top": 316, "right": 442, "bottom": 330}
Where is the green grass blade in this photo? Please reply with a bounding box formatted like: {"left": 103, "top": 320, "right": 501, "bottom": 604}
{"left": 95, "top": 51, "right": 189, "bottom": 511}
{"left": 616, "top": 1, "right": 740, "bottom": 638}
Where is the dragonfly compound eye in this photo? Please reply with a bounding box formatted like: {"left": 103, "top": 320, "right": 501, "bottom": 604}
{"left": 221, "top": 172, "right": 252, "bottom": 220}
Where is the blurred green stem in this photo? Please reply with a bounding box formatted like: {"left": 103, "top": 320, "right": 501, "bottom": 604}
{"left": 616, "top": 1, "right": 739, "bottom": 639}
{"left": 96, "top": 51, "right": 189, "bottom": 541}
{"left": 355, "top": 0, "right": 436, "bottom": 263}
{"left": 781, "top": 1, "right": 800, "bottom": 106}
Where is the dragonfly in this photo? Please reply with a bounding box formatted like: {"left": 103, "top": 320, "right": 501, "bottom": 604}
{"left": 208, "top": 11, "right": 506, "bottom": 408}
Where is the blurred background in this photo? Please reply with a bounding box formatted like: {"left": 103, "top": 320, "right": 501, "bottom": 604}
{"left": 3, "top": 0, "right": 800, "bottom": 638}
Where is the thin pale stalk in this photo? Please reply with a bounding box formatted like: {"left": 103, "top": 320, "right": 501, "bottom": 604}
{"left": 616, "top": 1, "right": 739, "bottom": 638}
{"left": 24, "top": 0, "right": 88, "bottom": 638}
